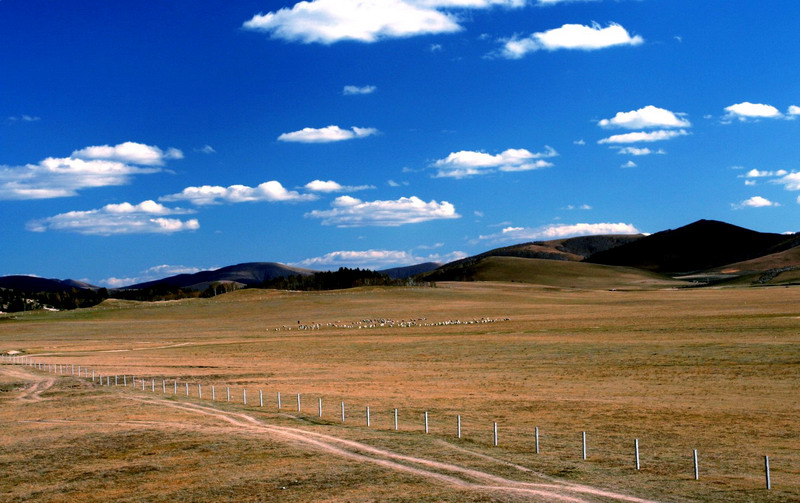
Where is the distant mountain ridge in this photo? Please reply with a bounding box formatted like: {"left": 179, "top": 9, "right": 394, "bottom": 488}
{"left": 125, "top": 262, "right": 315, "bottom": 290}
{"left": 0, "top": 275, "right": 99, "bottom": 293}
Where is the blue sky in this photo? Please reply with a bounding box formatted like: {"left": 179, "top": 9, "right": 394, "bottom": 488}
{"left": 2, "top": 0, "right": 799, "bottom": 286}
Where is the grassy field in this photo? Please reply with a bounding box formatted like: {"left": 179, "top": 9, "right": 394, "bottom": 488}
{"left": 1, "top": 282, "right": 798, "bottom": 502}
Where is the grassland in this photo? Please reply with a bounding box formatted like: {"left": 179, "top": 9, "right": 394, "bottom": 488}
{"left": 1, "top": 282, "right": 798, "bottom": 502}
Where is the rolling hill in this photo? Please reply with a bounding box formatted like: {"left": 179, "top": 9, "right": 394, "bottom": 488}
{"left": 421, "top": 256, "right": 684, "bottom": 290}
{"left": 0, "top": 275, "right": 98, "bottom": 292}
{"left": 125, "top": 262, "right": 315, "bottom": 290}
{"left": 586, "top": 220, "right": 798, "bottom": 274}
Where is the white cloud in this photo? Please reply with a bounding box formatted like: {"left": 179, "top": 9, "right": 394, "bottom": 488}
{"left": 292, "top": 248, "right": 466, "bottom": 270}
{"left": 72, "top": 141, "right": 183, "bottom": 166}
{"left": 343, "top": 85, "right": 377, "bottom": 95}
{"left": 195, "top": 145, "right": 216, "bottom": 154}
{"left": 304, "top": 179, "right": 375, "bottom": 193}
{"left": 732, "top": 196, "right": 780, "bottom": 209}
{"left": 788, "top": 105, "right": 800, "bottom": 116}
{"left": 573, "top": 139, "right": 586, "bottom": 145}
{"left": 432, "top": 146, "right": 557, "bottom": 178}
{"left": 739, "top": 168, "right": 788, "bottom": 178}
{"left": 8, "top": 114, "right": 40, "bottom": 122}
{"left": 724, "top": 102, "right": 782, "bottom": 121}
{"left": 598, "top": 106, "right": 690, "bottom": 129}
{"left": 160, "top": 181, "right": 317, "bottom": 206}
{"left": 621, "top": 160, "right": 637, "bottom": 168}
{"left": 480, "top": 222, "right": 641, "bottom": 241}
{"left": 565, "top": 204, "right": 592, "bottom": 210}
{"left": 306, "top": 195, "right": 460, "bottom": 227}
{"left": 499, "top": 22, "right": 643, "bottom": 59}
{"left": 744, "top": 180, "right": 757, "bottom": 186}
{"left": 773, "top": 172, "right": 800, "bottom": 191}
{"left": 615, "top": 147, "right": 666, "bottom": 156}
{"left": 243, "top": 0, "right": 462, "bottom": 44}
{"left": 277, "top": 125, "right": 379, "bottom": 143}
{"left": 0, "top": 155, "right": 162, "bottom": 200}
{"left": 27, "top": 200, "right": 199, "bottom": 236}
{"left": 598, "top": 129, "right": 689, "bottom": 144}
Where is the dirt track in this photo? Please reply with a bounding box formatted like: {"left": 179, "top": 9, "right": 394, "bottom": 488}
{"left": 1, "top": 365, "right": 661, "bottom": 503}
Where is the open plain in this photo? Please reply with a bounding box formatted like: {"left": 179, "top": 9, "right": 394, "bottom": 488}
{"left": 1, "top": 282, "right": 798, "bottom": 502}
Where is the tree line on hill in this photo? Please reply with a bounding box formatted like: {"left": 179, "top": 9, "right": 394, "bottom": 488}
{"left": 0, "top": 268, "right": 431, "bottom": 313}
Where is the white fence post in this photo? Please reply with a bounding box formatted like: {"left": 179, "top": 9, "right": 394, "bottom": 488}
{"left": 174, "top": 380, "right": 178, "bottom": 394}
{"left": 277, "top": 392, "right": 282, "bottom": 409}
{"left": 162, "top": 380, "right": 166, "bottom": 393}
{"left": 765, "top": 455, "right": 771, "bottom": 490}
{"left": 318, "top": 398, "right": 323, "bottom": 417}
{"left": 535, "top": 426, "right": 540, "bottom": 454}
{"left": 212, "top": 385, "right": 216, "bottom": 401}
{"left": 227, "top": 386, "right": 231, "bottom": 402}
{"left": 424, "top": 411, "right": 429, "bottom": 434}
{"left": 124, "top": 375, "right": 127, "bottom": 386}
{"left": 341, "top": 401, "right": 345, "bottom": 423}
{"left": 693, "top": 449, "right": 699, "bottom": 480}
{"left": 493, "top": 422, "right": 498, "bottom": 447}
{"left": 243, "top": 389, "right": 247, "bottom": 405}
{"left": 394, "top": 408, "right": 398, "bottom": 431}
{"left": 582, "top": 432, "right": 587, "bottom": 460}
{"left": 185, "top": 383, "right": 189, "bottom": 397}
{"left": 296, "top": 393, "right": 301, "bottom": 412}
{"left": 457, "top": 415, "right": 462, "bottom": 439}
{"left": 260, "top": 390, "right": 264, "bottom": 408}
{"left": 366, "top": 406, "right": 371, "bottom": 427}
{"left": 198, "top": 383, "right": 202, "bottom": 399}
{"left": 151, "top": 379, "right": 155, "bottom": 392}
{"left": 635, "top": 439, "right": 640, "bottom": 470}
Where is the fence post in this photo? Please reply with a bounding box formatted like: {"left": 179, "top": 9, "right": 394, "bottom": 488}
{"left": 582, "top": 432, "right": 587, "bottom": 460}
{"left": 198, "top": 383, "right": 202, "bottom": 399}
{"left": 535, "top": 426, "right": 540, "bottom": 454}
{"left": 151, "top": 379, "right": 155, "bottom": 392}
{"left": 635, "top": 439, "right": 640, "bottom": 470}
{"left": 227, "top": 387, "right": 231, "bottom": 402}
{"left": 424, "top": 411, "right": 429, "bottom": 434}
{"left": 693, "top": 449, "right": 699, "bottom": 480}
{"left": 243, "top": 389, "right": 247, "bottom": 405}
{"left": 124, "top": 375, "right": 127, "bottom": 386}
{"left": 162, "top": 380, "right": 166, "bottom": 393}
{"left": 115, "top": 375, "right": 118, "bottom": 386}
{"left": 174, "top": 380, "right": 178, "bottom": 394}
{"left": 142, "top": 378, "right": 145, "bottom": 391}
{"left": 277, "top": 392, "right": 282, "bottom": 409}
{"left": 341, "top": 401, "right": 345, "bottom": 423}
{"left": 366, "top": 406, "right": 371, "bottom": 427}
{"left": 296, "top": 393, "right": 301, "bottom": 412}
{"left": 212, "top": 386, "right": 216, "bottom": 401}
{"left": 394, "top": 408, "right": 398, "bottom": 431}
{"left": 318, "top": 398, "right": 323, "bottom": 417}
{"left": 260, "top": 390, "right": 264, "bottom": 408}
{"left": 493, "top": 422, "right": 499, "bottom": 447}
{"left": 457, "top": 415, "right": 462, "bottom": 439}
{"left": 765, "top": 455, "right": 771, "bottom": 490}
{"left": 185, "top": 383, "right": 189, "bottom": 397}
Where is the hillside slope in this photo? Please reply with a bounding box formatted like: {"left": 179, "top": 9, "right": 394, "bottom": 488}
{"left": 125, "top": 262, "right": 315, "bottom": 290}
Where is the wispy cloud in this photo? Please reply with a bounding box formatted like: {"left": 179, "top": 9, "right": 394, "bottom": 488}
{"left": 277, "top": 125, "right": 379, "bottom": 143}
{"left": 615, "top": 147, "right": 666, "bottom": 156}
{"left": 480, "top": 222, "right": 640, "bottom": 241}
{"left": 343, "top": 85, "right": 377, "bottom": 95}
{"left": 306, "top": 195, "right": 460, "bottom": 227}
{"left": 161, "top": 181, "right": 317, "bottom": 205}
{"left": 598, "top": 129, "right": 689, "bottom": 144}
{"left": 194, "top": 145, "right": 216, "bottom": 154}
{"left": 27, "top": 200, "right": 199, "bottom": 236}
{"left": 432, "top": 146, "right": 557, "bottom": 178}
{"left": 304, "top": 180, "right": 375, "bottom": 193}
{"left": 8, "top": 114, "right": 40, "bottom": 122}
{"left": 498, "top": 22, "right": 643, "bottom": 59}
{"left": 292, "top": 248, "right": 466, "bottom": 270}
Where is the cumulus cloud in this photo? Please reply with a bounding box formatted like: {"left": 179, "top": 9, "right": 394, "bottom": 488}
{"left": 160, "top": 181, "right": 317, "bottom": 205}
{"left": 615, "top": 147, "right": 666, "bottom": 156}
{"left": 292, "top": 248, "right": 466, "bottom": 270}
{"left": 773, "top": 172, "right": 800, "bottom": 191}
{"left": 732, "top": 196, "right": 780, "bottom": 209}
{"left": 723, "top": 102, "right": 783, "bottom": 121}
{"left": 598, "top": 106, "right": 690, "bottom": 129}
{"left": 306, "top": 195, "right": 460, "bottom": 227}
{"left": 343, "top": 85, "right": 377, "bottom": 95}
{"left": 788, "top": 105, "right": 800, "bottom": 116}
{"left": 598, "top": 129, "right": 689, "bottom": 144}
{"left": 72, "top": 141, "right": 183, "bottom": 166}
{"left": 0, "top": 150, "right": 167, "bottom": 200}
{"left": 304, "top": 180, "right": 375, "bottom": 193}
{"left": 277, "top": 125, "right": 379, "bottom": 143}
{"left": 739, "top": 168, "right": 787, "bottom": 178}
{"left": 620, "top": 160, "right": 637, "bottom": 168}
{"left": 27, "top": 200, "right": 199, "bottom": 236}
{"left": 480, "top": 222, "right": 640, "bottom": 241}
{"left": 432, "top": 146, "right": 557, "bottom": 178}
{"left": 499, "top": 22, "right": 643, "bottom": 59}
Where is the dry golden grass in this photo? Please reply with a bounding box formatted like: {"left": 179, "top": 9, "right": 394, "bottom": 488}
{"left": 1, "top": 282, "right": 798, "bottom": 502}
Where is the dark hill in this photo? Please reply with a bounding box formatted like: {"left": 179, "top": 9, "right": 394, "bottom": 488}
{"left": 125, "top": 262, "right": 315, "bottom": 290}
{"left": 586, "top": 220, "right": 797, "bottom": 274}
{"left": 379, "top": 262, "right": 442, "bottom": 279}
{"left": 0, "top": 275, "right": 98, "bottom": 292}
